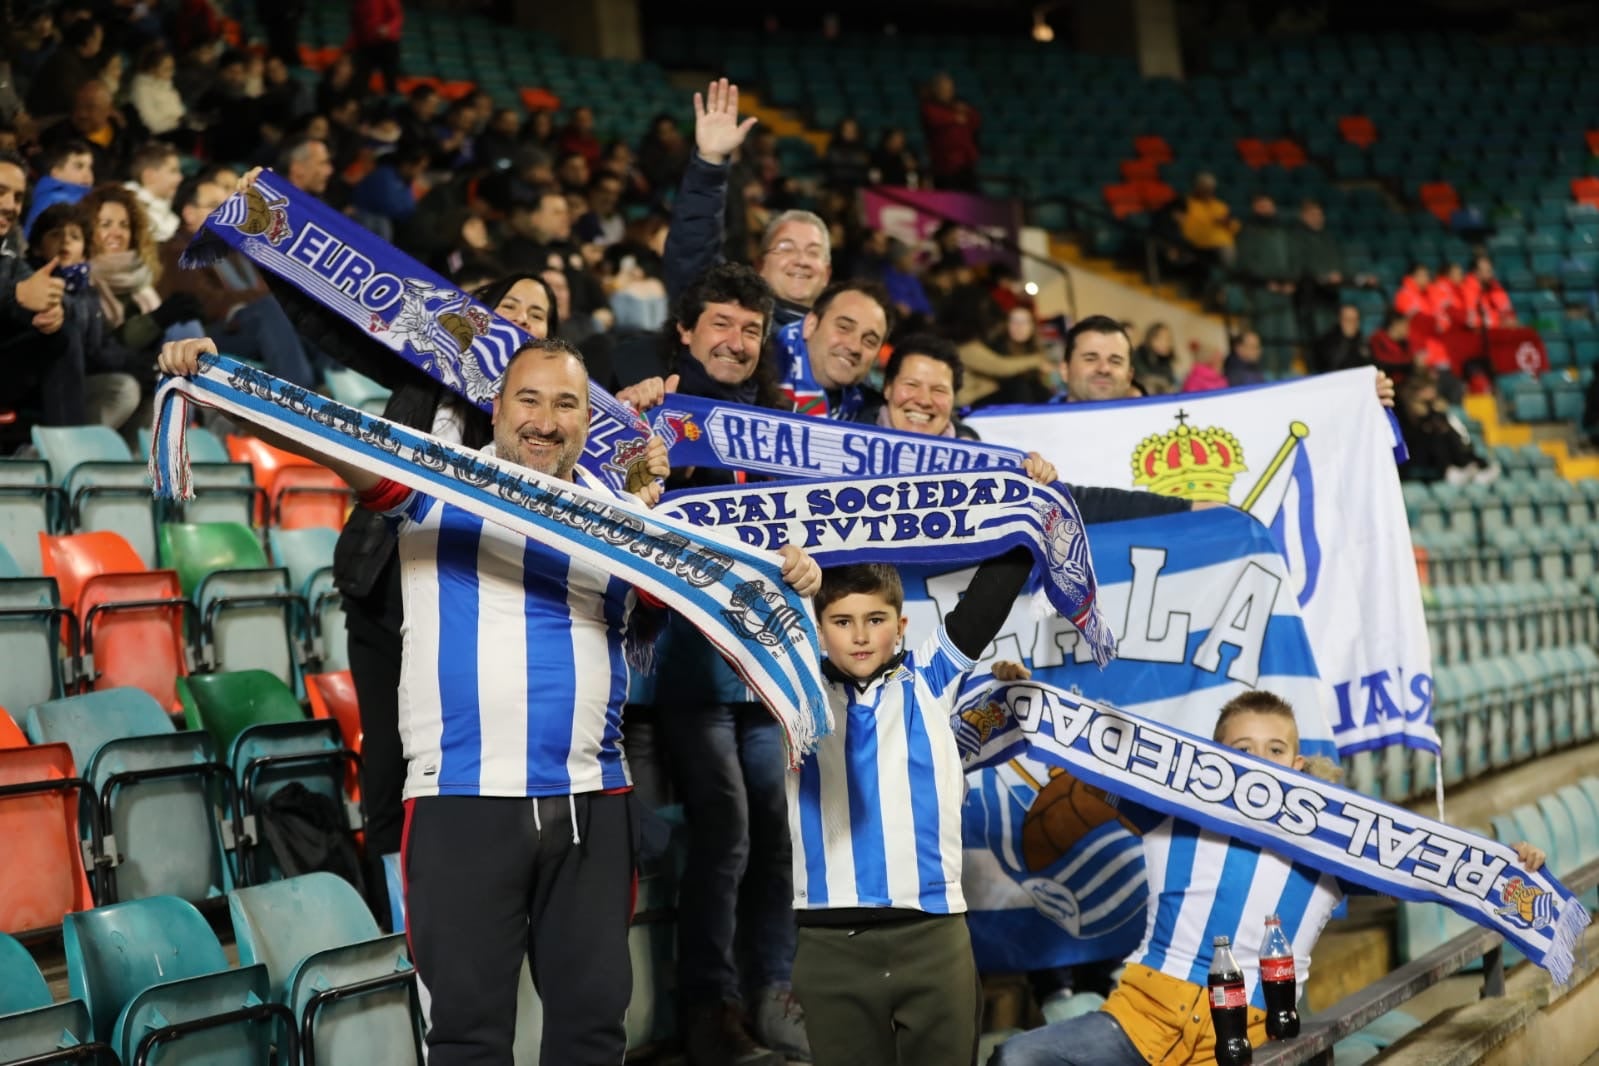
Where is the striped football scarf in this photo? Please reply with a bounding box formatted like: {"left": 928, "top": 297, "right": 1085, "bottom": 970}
{"left": 179, "top": 171, "right": 654, "bottom": 495}
{"left": 149, "top": 354, "right": 832, "bottom": 764}
{"left": 956, "top": 678, "right": 1590, "bottom": 984}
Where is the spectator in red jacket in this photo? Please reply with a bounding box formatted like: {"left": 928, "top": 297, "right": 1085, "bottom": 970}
{"left": 350, "top": 0, "right": 403, "bottom": 95}
{"left": 1428, "top": 262, "right": 1467, "bottom": 327}
{"left": 1461, "top": 256, "right": 1516, "bottom": 328}
{"left": 1393, "top": 263, "right": 1437, "bottom": 320}
{"left": 920, "top": 73, "right": 980, "bottom": 192}
{"left": 558, "top": 105, "right": 603, "bottom": 169}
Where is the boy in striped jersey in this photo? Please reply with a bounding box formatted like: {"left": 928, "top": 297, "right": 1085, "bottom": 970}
{"left": 990, "top": 690, "right": 1546, "bottom": 1066}
{"left": 789, "top": 453, "right": 1059, "bottom": 1066}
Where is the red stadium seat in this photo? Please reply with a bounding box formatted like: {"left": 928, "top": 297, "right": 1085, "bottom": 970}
{"left": 1269, "top": 140, "right": 1306, "bottom": 168}
{"left": 39, "top": 531, "right": 146, "bottom": 631}
{"left": 226, "top": 435, "right": 351, "bottom": 528}
{"left": 1119, "top": 158, "right": 1161, "bottom": 183}
{"left": 1573, "top": 177, "right": 1599, "bottom": 207}
{"left": 1235, "top": 138, "right": 1271, "bottom": 168}
{"left": 0, "top": 743, "right": 96, "bottom": 934}
{"left": 1338, "top": 116, "right": 1377, "bottom": 148}
{"left": 1136, "top": 180, "right": 1177, "bottom": 211}
{"left": 0, "top": 707, "right": 26, "bottom": 748}
{"left": 307, "top": 670, "right": 363, "bottom": 800}
{"left": 77, "top": 571, "right": 191, "bottom": 712}
{"left": 1133, "top": 135, "right": 1172, "bottom": 163}
{"left": 1102, "top": 183, "right": 1144, "bottom": 219}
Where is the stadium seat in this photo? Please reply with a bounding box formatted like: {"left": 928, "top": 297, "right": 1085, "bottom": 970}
{"left": 140, "top": 425, "right": 231, "bottom": 465}
{"left": 24, "top": 689, "right": 236, "bottom": 905}
{"left": 270, "top": 527, "right": 347, "bottom": 673}
{"left": 161, "top": 522, "right": 305, "bottom": 687}
{"left": 229, "top": 873, "right": 421, "bottom": 1064}
{"left": 184, "top": 461, "right": 268, "bottom": 529}
{"left": 179, "top": 669, "right": 307, "bottom": 760}
{"left": 33, "top": 425, "right": 160, "bottom": 566}
{"left": 227, "top": 435, "right": 351, "bottom": 530}
{"left": 0, "top": 575, "right": 76, "bottom": 713}
{"left": 38, "top": 530, "right": 146, "bottom": 612}
{"left": 0, "top": 458, "right": 60, "bottom": 577}
{"left": 307, "top": 670, "right": 364, "bottom": 764}
{"left": 0, "top": 929, "right": 105, "bottom": 1063}
{"left": 0, "top": 743, "right": 96, "bottom": 934}
{"left": 64, "top": 895, "right": 293, "bottom": 1065}
{"left": 323, "top": 369, "right": 395, "bottom": 415}
{"left": 0, "top": 708, "right": 24, "bottom": 748}
{"left": 76, "top": 568, "right": 193, "bottom": 711}
{"left": 229, "top": 718, "right": 361, "bottom": 885}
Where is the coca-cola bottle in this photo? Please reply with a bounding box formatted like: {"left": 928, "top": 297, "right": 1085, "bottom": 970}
{"left": 1261, "top": 913, "right": 1301, "bottom": 1039}
{"left": 1209, "top": 935, "right": 1253, "bottom": 1066}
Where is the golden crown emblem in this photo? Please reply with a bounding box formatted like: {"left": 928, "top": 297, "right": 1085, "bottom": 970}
{"left": 1130, "top": 411, "right": 1246, "bottom": 503}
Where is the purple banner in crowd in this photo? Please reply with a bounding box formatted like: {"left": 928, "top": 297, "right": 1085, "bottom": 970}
{"left": 862, "top": 187, "right": 1019, "bottom": 268}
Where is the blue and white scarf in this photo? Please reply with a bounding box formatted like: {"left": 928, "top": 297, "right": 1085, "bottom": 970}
{"left": 180, "top": 172, "right": 654, "bottom": 494}
{"left": 650, "top": 393, "right": 1024, "bottom": 479}
{"left": 957, "top": 679, "right": 1590, "bottom": 984}
{"left": 657, "top": 473, "right": 1117, "bottom": 666}
{"left": 149, "top": 354, "right": 832, "bottom": 764}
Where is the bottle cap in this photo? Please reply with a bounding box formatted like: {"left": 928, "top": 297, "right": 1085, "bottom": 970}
{"left": 1266, "top": 913, "right": 1281, "bottom": 923}
{"left": 1213, "top": 935, "right": 1231, "bottom": 947}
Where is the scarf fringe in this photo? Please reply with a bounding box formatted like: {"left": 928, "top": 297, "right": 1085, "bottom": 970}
{"left": 1547, "top": 894, "right": 1591, "bottom": 986}
{"left": 148, "top": 382, "right": 195, "bottom": 502}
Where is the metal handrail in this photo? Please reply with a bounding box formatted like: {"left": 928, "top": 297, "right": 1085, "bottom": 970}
{"left": 1255, "top": 855, "right": 1599, "bottom": 1066}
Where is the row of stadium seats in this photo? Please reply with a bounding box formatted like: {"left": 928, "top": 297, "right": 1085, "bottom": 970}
{"left": 1426, "top": 582, "right": 1597, "bottom": 666}
{"left": 1497, "top": 371, "right": 1590, "bottom": 424}
{"left": 1398, "top": 775, "right": 1599, "bottom": 967}
{"left": 1413, "top": 528, "right": 1599, "bottom": 589}
{"left": 0, "top": 427, "right": 350, "bottom": 580}
{"left": 0, "top": 520, "right": 345, "bottom": 713}
{"left": 0, "top": 677, "right": 360, "bottom": 932}
{"left": 0, "top": 875, "right": 415, "bottom": 1065}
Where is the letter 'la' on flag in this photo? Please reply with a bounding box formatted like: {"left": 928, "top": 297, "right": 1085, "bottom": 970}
{"left": 901, "top": 507, "right": 1339, "bottom": 972}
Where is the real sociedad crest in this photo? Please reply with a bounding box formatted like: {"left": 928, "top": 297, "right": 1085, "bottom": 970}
{"left": 722, "top": 579, "right": 806, "bottom": 648}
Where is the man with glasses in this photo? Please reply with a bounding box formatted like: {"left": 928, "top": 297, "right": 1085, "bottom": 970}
{"left": 657, "top": 79, "right": 832, "bottom": 331}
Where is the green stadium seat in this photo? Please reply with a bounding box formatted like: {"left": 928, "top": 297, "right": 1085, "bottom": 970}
{"left": 160, "top": 522, "right": 304, "bottom": 687}
{"left": 178, "top": 669, "right": 306, "bottom": 760}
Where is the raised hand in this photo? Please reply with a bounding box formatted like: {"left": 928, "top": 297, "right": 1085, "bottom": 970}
{"left": 694, "top": 78, "right": 758, "bottom": 166}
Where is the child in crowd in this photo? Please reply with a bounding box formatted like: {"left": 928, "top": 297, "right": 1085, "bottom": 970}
{"left": 21, "top": 139, "right": 94, "bottom": 235}
{"left": 990, "top": 689, "right": 1546, "bottom": 1066}
{"left": 790, "top": 457, "right": 1058, "bottom": 1066}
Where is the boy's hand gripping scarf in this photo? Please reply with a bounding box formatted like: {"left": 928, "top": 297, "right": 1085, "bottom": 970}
{"left": 149, "top": 354, "right": 832, "bottom": 765}
{"left": 956, "top": 678, "right": 1591, "bottom": 984}
{"left": 657, "top": 472, "right": 1117, "bottom": 667}
{"left": 649, "top": 393, "right": 1027, "bottom": 479}
{"left": 180, "top": 171, "right": 654, "bottom": 495}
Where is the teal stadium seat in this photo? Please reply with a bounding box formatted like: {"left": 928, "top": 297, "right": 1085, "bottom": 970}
{"left": 24, "top": 688, "right": 236, "bottom": 904}
{"left": 32, "top": 425, "right": 160, "bottom": 567}
{"left": 269, "top": 527, "right": 347, "bottom": 673}
{"left": 65, "top": 895, "right": 292, "bottom": 1065}
{"left": 0, "top": 575, "right": 75, "bottom": 712}
{"left": 229, "top": 873, "right": 421, "bottom": 1065}
{"left": 0, "top": 459, "right": 59, "bottom": 576}
{"left": 0, "top": 929, "right": 105, "bottom": 1063}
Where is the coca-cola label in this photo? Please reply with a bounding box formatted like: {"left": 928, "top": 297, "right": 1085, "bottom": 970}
{"left": 1210, "top": 983, "right": 1247, "bottom": 1009}
{"left": 1261, "top": 956, "right": 1295, "bottom": 982}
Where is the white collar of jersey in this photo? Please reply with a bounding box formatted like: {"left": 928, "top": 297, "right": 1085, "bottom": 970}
{"left": 822, "top": 649, "right": 908, "bottom": 693}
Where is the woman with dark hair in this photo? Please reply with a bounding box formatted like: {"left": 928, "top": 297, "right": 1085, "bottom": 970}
{"left": 1132, "top": 322, "right": 1178, "bottom": 394}
{"left": 871, "top": 127, "right": 920, "bottom": 188}
{"left": 823, "top": 117, "right": 872, "bottom": 192}
{"left": 638, "top": 113, "right": 690, "bottom": 198}
{"left": 987, "top": 305, "right": 1053, "bottom": 405}
{"left": 332, "top": 270, "right": 557, "bottom": 923}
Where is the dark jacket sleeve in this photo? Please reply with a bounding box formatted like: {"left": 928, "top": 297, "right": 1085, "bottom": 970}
{"left": 661, "top": 152, "right": 730, "bottom": 303}
{"left": 1069, "top": 483, "right": 1191, "bottom": 524}
{"left": 944, "top": 546, "right": 1034, "bottom": 661}
{"left": 262, "top": 272, "right": 437, "bottom": 393}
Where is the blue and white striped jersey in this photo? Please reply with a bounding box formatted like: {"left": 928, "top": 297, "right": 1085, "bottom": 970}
{"left": 386, "top": 469, "right": 634, "bottom": 800}
{"left": 789, "top": 627, "right": 975, "bottom": 914}
{"left": 1117, "top": 801, "right": 1343, "bottom": 1009}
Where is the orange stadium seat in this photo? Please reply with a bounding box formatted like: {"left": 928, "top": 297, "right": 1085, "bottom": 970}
{"left": 1338, "top": 115, "right": 1377, "bottom": 148}
{"left": 307, "top": 670, "right": 363, "bottom": 800}
{"left": 1119, "top": 158, "right": 1161, "bottom": 183}
{"left": 226, "top": 436, "right": 351, "bottom": 529}
{"left": 0, "top": 743, "right": 96, "bottom": 934}
{"left": 1133, "top": 135, "right": 1172, "bottom": 163}
{"left": 1573, "top": 177, "right": 1599, "bottom": 208}
{"left": 1235, "top": 138, "right": 1271, "bottom": 168}
{"left": 1269, "top": 140, "right": 1306, "bottom": 168}
{"left": 77, "top": 571, "right": 192, "bottom": 713}
{"left": 0, "top": 708, "right": 26, "bottom": 748}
